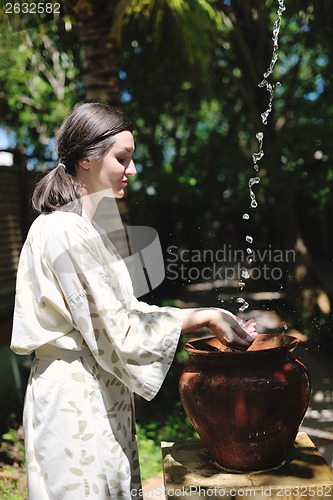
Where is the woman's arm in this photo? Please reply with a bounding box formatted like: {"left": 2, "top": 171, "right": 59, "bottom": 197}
{"left": 179, "top": 307, "right": 257, "bottom": 350}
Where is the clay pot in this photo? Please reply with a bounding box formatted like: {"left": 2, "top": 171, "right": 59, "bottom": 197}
{"left": 179, "top": 334, "right": 311, "bottom": 472}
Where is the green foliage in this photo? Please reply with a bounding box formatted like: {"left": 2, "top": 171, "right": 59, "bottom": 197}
{"left": 0, "top": 12, "right": 82, "bottom": 158}
{"left": 2, "top": 0, "right": 333, "bottom": 242}
{"left": 135, "top": 326, "right": 198, "bottom": 481}
{"left": 0, "top": 0, "right": 333, "bottom": 338}
{"left": 136, "top": 424, "right": 162, "bottom": 481}
{"left": 0, "top": 427, "right": 26, "bottom": 499}
{"left": 118, "top": 0, "right": 222, "bottom": 90}
{"left": 117, "top": 0, "right": 333, "bottom": 275}
{"left": 138, "top": 401, "right": 199, "bottom": 444}
{"left": 0, "top": 483, "right": 24, "bottom": 500}
{"left": 136, "top": 401, "right": 199, "bottom": 481}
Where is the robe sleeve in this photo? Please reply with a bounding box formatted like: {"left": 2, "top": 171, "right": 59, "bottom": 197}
{"left": 44, "top": 214, "right": 183, "bottom": 401}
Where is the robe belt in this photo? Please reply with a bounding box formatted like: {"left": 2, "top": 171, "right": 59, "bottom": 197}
{"left": 35, "top": 344, "right": 92, "bottom": 361}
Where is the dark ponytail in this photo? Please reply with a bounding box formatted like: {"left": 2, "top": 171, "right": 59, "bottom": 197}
{"left": 32, "top": 102, "right": 135, "bottom": 214}
{"left": 32, "top": 163, "right": 83, "bottom": 213}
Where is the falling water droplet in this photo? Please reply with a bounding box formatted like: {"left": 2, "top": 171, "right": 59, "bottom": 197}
{"left": 259, "top": 0, "right": 286, "bottom": 125}
{"left": 246, "top": 235, "right": 253, "bottom": 244}
{"left": 252, "top": 132, "right": 265, "bottom": 172}
{"left": 259, "top": 81, "right": 275, "bottom": 125}
{"left": 246, "top": 248, "right": 253, "bottom": 254}
{"left": 253, "top": 152, "right": 264, "bottom": 164}
{"left": 249, "top": 177, "right": 261, "bottom": 208}
{"left": 242, "top": 213, "right": 250, "bottom": 220}
{"left": 236, "top": 297, "right": 250, "bottom": 312}
{"left": 256, "top": 131, "right": 264, "bottom": 141}
{"left": 241, "top": 269, "right": 250, "bottom": 280}
{"left": 248, "top": 177, "right": 261, "bottom": 188}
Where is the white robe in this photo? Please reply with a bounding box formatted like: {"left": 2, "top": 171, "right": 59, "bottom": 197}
{"left": 11, "top": 209, "right": 182, "bottom": 499}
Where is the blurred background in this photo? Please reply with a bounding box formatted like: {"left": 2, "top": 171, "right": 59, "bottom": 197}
{"left": 1, "top": 0, "right": 333, "bottom": 496}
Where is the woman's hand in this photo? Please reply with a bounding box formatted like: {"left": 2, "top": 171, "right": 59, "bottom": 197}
{"left": 208, "top": 308, "right": 258, "bottom": 349}
{"left": 180, "top": 307, "right": 258, "bottom": 350}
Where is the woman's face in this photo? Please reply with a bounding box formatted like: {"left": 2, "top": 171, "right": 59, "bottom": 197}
{"left": 79, "top": 131, "right": 136, "bottom": 198}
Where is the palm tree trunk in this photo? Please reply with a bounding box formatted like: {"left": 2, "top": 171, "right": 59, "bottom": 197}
{"left": 70, "top": 0, "right": 121, "bottom": 105}
{"left": 68, "top": 0, "right": 131, "bottom": 244}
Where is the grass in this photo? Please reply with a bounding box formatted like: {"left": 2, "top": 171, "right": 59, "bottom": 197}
{"left": 137, "top": 400, "right": 199, "bottom": 481}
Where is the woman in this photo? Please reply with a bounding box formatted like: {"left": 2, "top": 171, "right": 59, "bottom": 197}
{"left": 11, "top": 102, "right": 257, "bottom": 499}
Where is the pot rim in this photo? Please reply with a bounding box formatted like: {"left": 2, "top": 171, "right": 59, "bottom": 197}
{"left": 184, "top": 333, "right": 300, "bottom": 357}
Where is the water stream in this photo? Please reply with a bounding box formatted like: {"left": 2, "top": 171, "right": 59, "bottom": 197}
{"left": 238, "top": 0, "right": 286, "bottom": 313}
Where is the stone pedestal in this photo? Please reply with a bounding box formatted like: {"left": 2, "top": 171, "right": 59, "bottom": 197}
{"left": 162, "top": 432, "right": 333, "bottom": 499}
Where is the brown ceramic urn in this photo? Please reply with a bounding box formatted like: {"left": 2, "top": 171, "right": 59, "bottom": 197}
{"left": 179, "top": 334, "right": 311, "bottom": 472}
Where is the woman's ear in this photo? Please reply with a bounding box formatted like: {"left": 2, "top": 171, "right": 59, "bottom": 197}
{"left": 78, "top": 158, "right": 90, "bottom": 170}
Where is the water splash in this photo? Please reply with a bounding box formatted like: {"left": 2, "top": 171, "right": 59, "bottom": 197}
{"left": 259, "top": 0, "right": 286, "bottom": 125}
{"left": 246, "top": 137, "right": 264, "bottom": 210}
{"left": 245, "top": 0, "right": 286, "bottom": 217}
{"left": 248, "top": 176, "right": 261, "bottom": 209}
{"left": 236, "top": 297, "right": 249, "bottom": 312}
{"left": 252, "top": 132, "right": 264, "bottom": 172}
{"left": 237, "top": 0, "right": 286, "bottom": 312}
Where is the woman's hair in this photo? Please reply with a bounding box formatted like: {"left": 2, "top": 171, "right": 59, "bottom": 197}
{"left": 32, "top": 102, "right": 135, "bottom": 213}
